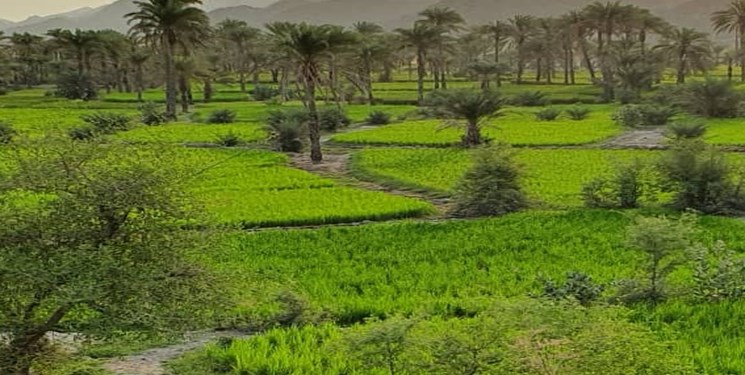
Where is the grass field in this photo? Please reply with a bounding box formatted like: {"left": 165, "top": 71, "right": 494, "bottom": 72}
{"left": 350, "top": 148, "right": 659, "bottom": 207}
{"left": 116, "top": 122, "right": 267, "bottom": 144}
{"left": 181, "top": 149, "right": 434, "bottom": 228}
{"left": 332, "top": 105, "right": 621, "bottom": 147}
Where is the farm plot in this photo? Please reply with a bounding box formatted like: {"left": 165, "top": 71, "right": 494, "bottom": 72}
{"left": 332, "top": 106, "right": 620, "bottom": 147}
{"left": 0, "top": 107, "right": 137, "bottom": 136}
{"left": 350, "top": 148, "right": 659, "bottom": 207}
{"left": 188, "top": 210, "right": 745, "bottom": 374}
{"left": 182, "top": 149, "right": 434, "bottom": 228}
{"left": 116, "top": 122, "right": 266, "bottom": 144}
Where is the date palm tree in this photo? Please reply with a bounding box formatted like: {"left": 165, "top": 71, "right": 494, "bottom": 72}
{"left": 352, "top": 22, "right": 388, "bottom": 103}
{"left": 217, "top": 19, "right": 261, "bottom": 92}
{"left": 396, "top": 23, "right": 440, "bottom": 105}
{"left": 478, "top": 21, "right": 510, "bottom": 86}
{"left": 126, "top": 0, "right": 210, "bottom": 119}
{"left": 272, "top": 23, "right": 355, "bottom": 163}
{"left": 427, "top": 89, "right": 505, "bottom": 147}
{"left": 46, "top": 29, "right": 101, "bottom": 76}
{"left": 712, "top": 0, "right": 745, "bottom": 82}
{"left": 418, "top": 7, "right": 464, "bottom": 89}
{"left": 506, "top": 15, "right": 536, "bottom": 84}
{"left": 654, "top": 28, "right": 713, "bottom": 84}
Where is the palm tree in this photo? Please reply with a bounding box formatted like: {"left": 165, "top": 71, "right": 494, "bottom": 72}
{"left": 396, "top": 23, "right": 440, "bottom": 105}
{"left": 126, "top": 0, "right": 210, "bottom": 119}
{"left": 217, "top": 19, "right": 261, "bottom": 92}
{"left": 582, "top": 1, "right": 635, "bottom": 99}
{"left": 654, "top": 28, "right": 713, "bottom": 84}
{"left": 352, "top": 22, "right": 388, "bottom": 103}
{"left": 427, "top": 89, "right": 505, "bottom": 147}
{"left": 272, "top": 23, "right": 355, "bottom": 163}
{"left": 632, "top": 8, "right": 670, "bottom": 55}
{"left": 478, "top": 21, "right": 510, "bottom": 86}
{"left": 712, "top": 0, "right": 745, "bottom": 82}
{"left": 417, "top": 7, "right": 464, "bottom": 89}
{"left": 46, "top": 29, "right": 101, "bottom": 76}
{"left": 563, "top": 10, "right": 596, "bottom": 81}
{"left": 9, "top": 33, "right": 44, "bottom": 86}
{"left": 506, "top": 15, "right": 536, "bottom": 84}
{"left": 128, "top": 47, "right": 150, "bottom": 101}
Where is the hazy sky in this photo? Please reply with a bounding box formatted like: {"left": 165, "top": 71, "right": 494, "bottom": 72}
{"left": 2, "top": 0, "right": 114, "bottom": 21}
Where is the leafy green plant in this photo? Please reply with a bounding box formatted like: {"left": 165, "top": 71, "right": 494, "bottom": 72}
{"left": 612, "top": 105, "right": 645, "bottom": 128}
{"left": 641, "top": 105, "right": 676, "bottom": 126}
{"left": 451, "top": 145, "right": 527, "bottom": 218}
{"left": 425, "top": 89, "right": 505, "bottom": 147}
{"left": 207, "top": 109, "right": 237, "bottom": 124}
{"left": 68, "top": 126, "right": 97, "bottom": 141}
{"left": 139, "top": 102, "right": 169, "bottom": 126}
{"left": 81, "top": 112, "right": 132, "bottom": 134}
{"left": 535, "top": 108, "right": 561, "bottom": 121}
{"left": 215, "top": 131, "right": 242, "bottom": 147}
{"left": 679, "top": 78, "right": 742, "bottom": 118}
{"left": 566, "top": 107, "right": 591, "bottom": 121}
{"left": 55, "top": 71, "right": 97, "bottom": 101}
{"left": 318, "top": 107, "right": 351, "bottom": 132}
{"left": 690, "top": 241, "right": 745, "bottom": 302}
{"left": 666, "top": 122, "right": 707, "bottom": 140}
{"left": 366, "top": 111, "right": 391, "bottom": 125}
{"left": 542, "top": 271, "right": 605, "bottom": 306}
{"left": 582, "top": 160, "right": 650, "bottom": 209}
{"left": 0, "top": 122, "right": 16, "bottom": 144}
{"left": 251, "top": 85, "right": 279, "bottom": 101}
{"left": 510, "top": 91, "right": 549, "bottom": 106}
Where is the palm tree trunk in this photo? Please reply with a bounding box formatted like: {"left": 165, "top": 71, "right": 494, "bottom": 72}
{"left": 465, "top": 120, "right": 481, "bottom": 147}
{"left": 739, "top": 30, "right": 745, "bottom": 83}
{"left": 417, "top": 49, "right": 426, "bottom": 105}
{"left": 494, "top": 30, "right": 502, "bottom": 87}
{"left": 163, "top": 37, "right": 177, "bottom": 119}
{"left": 580, "top": 39, "right": 595, "bottom": 81}
{"left": 305, "top": 68, "right": 322, "bottom": 163}
{"left": 239, "top": 72, "right": 246, "bottom": 92}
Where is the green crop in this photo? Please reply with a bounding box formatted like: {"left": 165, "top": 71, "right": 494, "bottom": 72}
{"left": 116, "top": 122, "right": 266, "bottom": 144}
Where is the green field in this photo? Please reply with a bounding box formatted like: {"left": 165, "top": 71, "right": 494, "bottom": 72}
{"left": 332, "top": 105, "right": 621, "bottom": 147}
{"left": 116, "top": 122, "right": 266, "bottom": 144}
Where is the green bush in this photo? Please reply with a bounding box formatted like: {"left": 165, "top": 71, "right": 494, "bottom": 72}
{"left": 451, "top": 145, "right": 527, "bottom": 218}
{"left": 68, "top": 126, "right": 97, "bottom": 141}
{"left": 366, "top": 111, "right": 391, "bottom": 125}
{"left": 612, "top": 105, "right": 645, "bottom": 128}
{"left": 535, "top": 107, "right": 561, "bottom": 121}
{"left": 641, "top": 105, "right": 676, "bottom": 126}
{"left": 81, "top": 112, "right": 131, "bottom": 134}
{"left": 55, "top": 71, "right": 97, "bottom": 101}
{"left": 215, "top": 131, "right": 242, "bottom": 147}
{"left": 679, "top": 78, "right": 742, "bottom": 118}
{"left": 0, "top": 122, "right": 16, "bottom": 144}
{"left": 266, "top": 108, "right": 308, "bottom": 152}
{"left": 582, "top": 160, "right": 650, "bottom": 209}
{"left": 510, "top": 91, "right": 549, "bottom": 106}
{"left": 207, "top": 109, "right": 237, "bottom": 124}
{"left": 666, "top": 122, "right": 707, "bottom": 140}
{"left": 251, "top": 85, "right": 279, "bottom": 101}
{"left": 139, "top": 102, "right": 168, "bottom": 126}
{"left": 318, "top": 107, "right": 351, "bottom": 132}
{"left": 542, "top": 271, "right": 605, "bottom": 307}
{"left": 690, "top": 241, "right": 745, "bottom": 302}
{"left": 566, "top": 106, "right": 591, "bottom": 121}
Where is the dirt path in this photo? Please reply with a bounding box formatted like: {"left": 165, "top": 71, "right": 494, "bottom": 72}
{"left": 602, "top": 127, "right": 667, "bottom": 149}
{"left": 103, "top": 331, "right": 247, "bottom": 375}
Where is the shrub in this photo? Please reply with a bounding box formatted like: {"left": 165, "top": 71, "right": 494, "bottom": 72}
{"left": 582, "top": 160, "right": 650, "bottom": 209}
{"left": 535, "top": 108, "right": 561, "bottom": 121}
{"left": 510, "top": 91, "right": 549, "bottom": 106}
{"left": 366, "top": 111, "right": 391, "bottom": 125}
{"left": 215, "top": 132, "right": 242, "bottom": 147}
{"left": 666, "top": 122, "right": 707, "bottom": 140}
{"left": 68, "top": 126, "right": 97, "bottom": 141}
{"left": 658, "top": 139, "right": 745, "bottom": 214}
{"left": 81, "top": 112, "right": 131, "bottom": 134}
{"left": 266, "top": 108, "right": 308, "bottom": 152}
{"left": 207, "top": 109, "right": 237, "bottom": 124}
{"left": 612, "top": 105, "right": 645, "bottom": 128}
{"left": 616, "top": 88, "right": 640, "bottom": 105}
{"left": 679, "top": 78, "right": 742, "bottom": 118}
{"left": 318, "top": 107, "right": 351, "bottom": 132}
{"left": 0, "top": 88, "right": 7, "bottom": 96}
{"left": 451, "top": 145, "right": 527, "bottom": 218}
{"left": 139, "top": 102, "right": 168, "bottom": 126}
{"left": 690, "top": 241, "right": 745, "bottom": 302}
{"left": 566, "top": 106, "right": 590, "bottom": 121}
{"left": 542, "top": 272, "right": 605, "bottom": 307}
{"left": 252, "top": 85, "right": 279, "bottom": 101}
{"left": 55, "top": 71, "right": 97, "bottom": 101}
{"left": 0, "top": 122, "right": 16, "bottom": 144}
{"left": 641, "top": 105, "right": 676, "bottom": 126}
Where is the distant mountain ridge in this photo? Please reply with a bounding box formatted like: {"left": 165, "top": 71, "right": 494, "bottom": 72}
{"left": 0, "top": 0, "right": 729, "bottom": 35}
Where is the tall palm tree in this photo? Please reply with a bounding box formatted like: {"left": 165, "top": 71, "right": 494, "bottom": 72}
{"left": 352, "top": 22, "right": 388, "bottom": 103}
{"left": 9, "top": 33, "right": 44, "bottom": 86}
{"left": 396, "top": 23, "right": 440, "bottom": 105}
{"left": 479, "top": 21, "right": 510, "bottom": 86}
{"left": 217, "top": 19, "right": 261, "bottom": 92}
{"left": 563, "top": 10, "right": 596, "bottom": 81}
{"left": 654, "top": 28, "right": 713, "bottom": 84}
{"left": 417, "top": 7, "right": 464, "bottom": 89}
{"left": 272, "top": 23, "right": 355, "bottom": 163}
{"left": 712, "top": 0, "right": 745, "bottom": 82}
{"left": 632, "top": 8, "right": 670, "bottom": 55}
{"left": 46, "top": 29, "right": 101, "bottom": 76}
{"left": 506, "top": 15, "right": 536, "bottom": 84}
{"left": 128, "top": 47, "right": 151, "bottom": 101}
{"left": 582, "top": 1, "right": 635, "bottom": 98}
{"left": 126, "top": 0, "right": 210, "bottom": 119}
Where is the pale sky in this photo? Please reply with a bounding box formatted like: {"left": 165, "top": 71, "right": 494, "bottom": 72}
{"left": 1, "top": 0, "right": 115, "bottom": 21}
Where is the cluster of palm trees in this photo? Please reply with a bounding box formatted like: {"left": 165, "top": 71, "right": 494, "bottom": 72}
{"left": 4, "top": 0, "right": 745, "bottom": 161}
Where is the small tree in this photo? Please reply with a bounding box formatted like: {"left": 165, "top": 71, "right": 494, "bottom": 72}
{"left": 679, "top": 78, "right": 742, "bottom": 118}
{"left": 451, "top": 145, "right": 527, "bottom": 218}
{"left": 426, "top": 89, "right": 505, "bottom": 147}
{"left": 55, "top": 71, "right": 97, "bottom": 101}
{"left": 345, "top": 316, "right": 417, "bottom": 375}
{"left": 619, "top": 214, "right": 697, "bottom": 304}
{"left": 0, "top": 140, "right": 221, "bottom": 374}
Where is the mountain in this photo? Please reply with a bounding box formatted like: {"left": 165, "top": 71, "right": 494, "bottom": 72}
{"left": 664, "top": 0, "right": 728, "bottom": 32}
